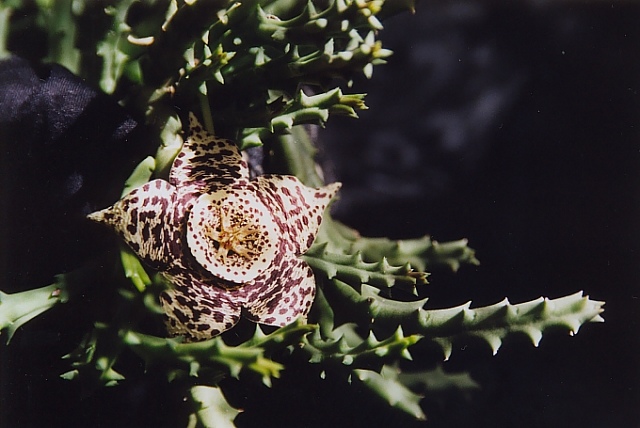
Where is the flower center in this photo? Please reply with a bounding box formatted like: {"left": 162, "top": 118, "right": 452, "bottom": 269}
{"left": 187, "top": 189, "right": 279, "bottom": 283}
{"left": 208, "top": 207, "right": 261, "bottom": 261}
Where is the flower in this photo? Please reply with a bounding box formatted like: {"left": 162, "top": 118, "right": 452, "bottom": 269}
{"left": 88, "top": 113, "right": 340, "bottom": 340}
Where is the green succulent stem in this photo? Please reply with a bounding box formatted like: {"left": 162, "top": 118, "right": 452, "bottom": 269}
{"left": 324, "top": 279, "right": 605, "bottom": 360}
{"left": 188, "top": 385, "right": 241, "bottom": 428}
{"left": 0, "top": 283, "right": 66, "bottom": 344}
{"left": 0, "top": 5, "right": 12, "bottom": 59}
{"left": 302, "top": 242, "right": 427, "bottom": 293}
{"left": 353, "top": 365, "right": 426, "bottom": 421}
{"left": 123, "top": 320, "right": 315, "bottom": 386}
{"left": 0, "top": 263, "right": 98, "bottom": 343}
{"left": 143, "top": 0, "right": 229, "bottom": 87}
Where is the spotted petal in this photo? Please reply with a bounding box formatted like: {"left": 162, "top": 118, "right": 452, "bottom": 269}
{"left": 87, "top": 179, "right": 183, "bottom": 271}
{"left": 251, "top": 175, "right": 342, "bottom": 254}
{"left": 242, "top": 256, "right": 317, "bottom": 326}
{"left": 160, "top": 272, "right": 242, "bottom": 341}
{"left": 170, "top": 113, "right": 249, "bottom": 198}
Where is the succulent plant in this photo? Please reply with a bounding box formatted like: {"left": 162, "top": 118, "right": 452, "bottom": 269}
{"left": 0, "top": 1, "right": 605, "bottom": 426}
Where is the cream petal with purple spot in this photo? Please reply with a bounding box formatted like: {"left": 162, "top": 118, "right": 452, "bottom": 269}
{"left": 252, "top": 175, "right": 341, "bottom": 254}
{"left": 159, "top": 272, "right": 242, "bottom": 341}
{"left": 170, "top": 113, "right": 250, "bottom": 198}
{"left": 242, "top": 257, "right": 316, "bottom": 326}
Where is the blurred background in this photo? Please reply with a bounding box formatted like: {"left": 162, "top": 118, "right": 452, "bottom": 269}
{"left": 2, "top": 1, "right": 639, "bottom": 427}
{"left": 319, "top": 1, "right": 640, "bottom": 426}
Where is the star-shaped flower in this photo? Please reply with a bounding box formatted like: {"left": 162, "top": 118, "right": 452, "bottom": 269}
{"left": 88, "top": 113, "right": 340, "bottom": 340}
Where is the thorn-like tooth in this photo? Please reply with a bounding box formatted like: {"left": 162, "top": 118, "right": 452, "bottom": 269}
{"left": 484, "top": 335, "right": 502, "bottom": 355}
{"left": 315, "top": 18, "right": 328, "bottom": 29}
{"left": 401, "top": 349, "right": 413, "bottom": 361}
{"left": 434, "top": 338, "right": 452, "bottom": 361}
{"left": 86, "top": 209, "right": 110, "bottom": 223}
{"left": 565, "top": 316, "right": 583, "bottom": 334}
{"left": 363, "top": 63, "right": 373, "bottom": 79}
{"left": 368, "top": 16, "right": 383, "bottom": 30}
{"left": 262, "top": 376, "right": 272, "bottom": 388}
{"left": 364, "top": 31, "right": 375, "bottom": 45}
{"left": 324, "top": 39, "right": 334, "bottom": 55}
{"left": 307, "top": 0, "right": 317, "bottom": 16}
{"left": 462, "top": 305, "right": 475, "bottom": 323}
{"left": 527, "top": 328, "right": 543, "bottom": 347}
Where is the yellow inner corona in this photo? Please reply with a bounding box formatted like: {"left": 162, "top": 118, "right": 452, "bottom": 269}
{"left": 209, "top": 207, "right": 261, "bottom": 262}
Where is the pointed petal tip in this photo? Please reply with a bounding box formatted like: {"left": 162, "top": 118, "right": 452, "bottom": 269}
{"left": 86, "top": 209, "right": 108, "bottom": 223}
{"left": 325, "top": 181, "right": 342, "bottom": 192}
{"left": 326, "top": 181, "right": 342, "bottom": 197}
{"left": 312, "top": 181, "right": 342, "bottom": 204}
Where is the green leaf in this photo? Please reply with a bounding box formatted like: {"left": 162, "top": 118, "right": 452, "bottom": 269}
{"left": 353, "top": 365, "right": 426, "bottom": 421}
{"left": 398, "top": 365, "right": 480, "bottom": 397}
{"left": 239, "top": 89, "right": 367, "bottom": 148}
{"left": 0, "top": 265, "right": 95, "bottom": 343}
{"left": 120, "top": 246, "right": 152, "bottom": 292}
{"left": 420, "top": 292, "right": 605, "bottom": 359}
{"left": 44, "top": 0, "right": 81, "bottom": 73}
{"left": 304, "top": 291, "right": 421, "bottom": 369}
{"left": 349, "top": 236, "right": 480, "bottom": 272}
{"left": 143, "top": 0, "right": 229, "bottom": 87}
{"left": 61, "top": 322, "right": 128, "bottom": 390}
{"left": 95, "top": 1, "right": 138, "bottom": 94}
{"left": 303, "top": 243, "right": 427, "bottom": 293}
{"left": 188, "top": 385, "right": 241, "bottom": 428}
{"left": 97, "top": 30, "right": 129, "bottom": 94}
{"left": 0, "top": 5, "right": 12, "bottom": 59}
{"left": 154, "top": 115, "right": 184, "bottom": 179}
{"left": 122, "top": 156, "right": 156, "bottom": 196}
{"left": 316, "top": 215, "right": 479, "bottom": 272}
{"left": 0, "top": 284, "right": 64, "bottom": 343}
{"left": 123, "top": 321, "right": 314, "bottom": 385}
{"left": 304, "top": 324, "right": 420, "bottom": 368}
{"left": 324, "top": 279, "right": 605, "bottom": 360}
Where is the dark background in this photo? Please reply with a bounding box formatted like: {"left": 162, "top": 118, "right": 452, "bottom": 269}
{"left": 2, "top": 1, "right": 639, "bottom": 427}
{"left": 321, "top": 1, "right": 640, "bottom": 427}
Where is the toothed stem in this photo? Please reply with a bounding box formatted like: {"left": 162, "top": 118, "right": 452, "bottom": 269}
{"left": 0, "top": 263, "right": 98, "bottom": 343}
{"left": 325, "top": 279, "right": 605, "bottom": 360}
{"left": 303, "top": 242, "right": 426, "bottom": 293}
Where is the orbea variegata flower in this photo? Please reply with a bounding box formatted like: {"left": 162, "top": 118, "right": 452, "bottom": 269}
{"left": 88, "top": 114, "right": 340, "bottom": 340}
